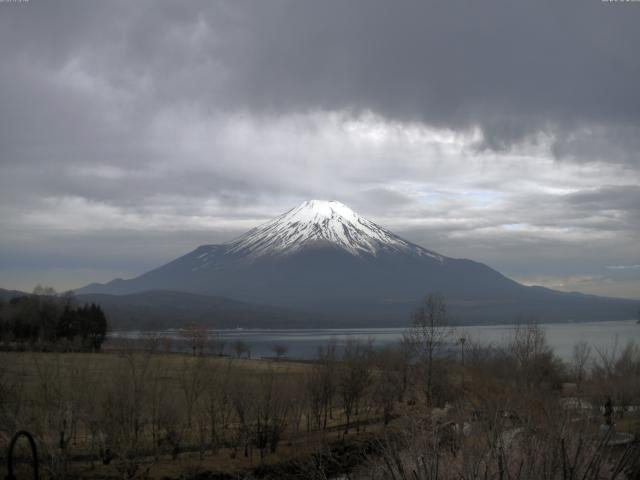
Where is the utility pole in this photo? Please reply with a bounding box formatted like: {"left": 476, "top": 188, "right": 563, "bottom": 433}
{"left": 457, "top": 336, "right": 467, "bottom": 440}
{"left": 459, "top": 337, "right": 466, "bottom": 404}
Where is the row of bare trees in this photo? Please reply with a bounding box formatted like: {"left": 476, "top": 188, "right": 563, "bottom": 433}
{"left": 0, "top": 336, "right": 414, "bottom": 478}
{"left": 356, "top": 295, "right": 640, "bottom": 480}
{"left": 130, "top": 324, "right": 289, "bottom": 361}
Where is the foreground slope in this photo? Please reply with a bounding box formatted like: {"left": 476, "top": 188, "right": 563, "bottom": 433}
{"left": 78, "top": 200, "right": 638, "bottom": 325}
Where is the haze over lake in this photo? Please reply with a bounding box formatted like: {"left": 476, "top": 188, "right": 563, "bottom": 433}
{"left": 112, "top": 320, "right": 640, "bottom": 362}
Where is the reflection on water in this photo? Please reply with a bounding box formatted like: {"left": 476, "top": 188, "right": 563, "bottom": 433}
{"left": 111, "top": 320, "right": 640, "bottom": 362}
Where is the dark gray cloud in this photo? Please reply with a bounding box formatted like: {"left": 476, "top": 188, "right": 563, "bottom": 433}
{"left": 3, "top": 1, "right": 640, "bottom": 155}
{"left": 0, "top": 1, "right": 639, "bottom": 296}
{"left": 219, "top": 1, "right": 640, "bottom": 151}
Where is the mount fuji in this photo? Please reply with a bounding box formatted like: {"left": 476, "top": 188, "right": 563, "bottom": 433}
{"left": 78, "top": 200, "right": 638, "bottom": 326}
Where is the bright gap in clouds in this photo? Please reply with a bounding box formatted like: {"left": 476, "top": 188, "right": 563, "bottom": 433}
{"left": 1, "top": 111, "right": 639, "bottom": 296}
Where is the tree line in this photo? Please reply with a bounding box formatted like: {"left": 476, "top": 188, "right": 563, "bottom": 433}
{"left": 0, "top": 285, "right": 107, "bottom": 351}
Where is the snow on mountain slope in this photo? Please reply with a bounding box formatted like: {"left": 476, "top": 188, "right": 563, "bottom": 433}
{"left": 75, "top": 199, "right": 639, "bottom": 325}
{"left": 222, "top": 200, "right": 443, "bottom": 260}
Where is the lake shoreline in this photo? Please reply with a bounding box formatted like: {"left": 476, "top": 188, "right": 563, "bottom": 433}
{"left": 108, "top": 319, "right": 640, "bottom": 362}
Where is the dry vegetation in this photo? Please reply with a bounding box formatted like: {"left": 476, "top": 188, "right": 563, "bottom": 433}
{"left": 1, "top": 349, "right": 312, "bottom": 479}
{"left": 1, "top": 300, "right": 640, "bottom": 479}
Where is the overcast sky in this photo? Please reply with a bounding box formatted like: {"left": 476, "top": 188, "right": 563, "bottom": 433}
{"left": 1, "top": 0, "right": 639, "bottom": 298}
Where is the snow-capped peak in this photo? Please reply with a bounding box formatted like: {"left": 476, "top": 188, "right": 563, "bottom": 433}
{"left": 224, "top": 200, "right": 443, "bottom": 260}
{"left": 282, "top": 200, "right": 361, "bottom": 224}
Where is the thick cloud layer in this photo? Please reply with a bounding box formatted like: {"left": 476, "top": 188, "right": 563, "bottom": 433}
{"left": 0, "top": 1, "right": 639, "bottom": 298}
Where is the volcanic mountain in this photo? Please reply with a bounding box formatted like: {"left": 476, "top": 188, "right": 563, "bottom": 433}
{"left": 78, "top": 200, "right": 638, "bottom": 325}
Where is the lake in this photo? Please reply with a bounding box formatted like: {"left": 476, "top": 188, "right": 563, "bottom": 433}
{"left": 111, "top": 320, "right": 640, "bottom": 362}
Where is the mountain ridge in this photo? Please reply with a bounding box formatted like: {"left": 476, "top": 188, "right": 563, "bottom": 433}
{"left": 77, "top": 200, "right": 639, "bottom": 325}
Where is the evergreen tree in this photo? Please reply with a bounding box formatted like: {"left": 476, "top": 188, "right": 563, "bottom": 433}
{"left": 3, "top": 291, "right": 108, "bottom": 351}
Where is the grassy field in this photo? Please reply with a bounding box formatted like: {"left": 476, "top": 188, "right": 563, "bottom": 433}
{"left": 4, "top": 329, "right": 640, "bottom": 479}
{"left": 0, "top": 349, "right": 390, "bottom": 479}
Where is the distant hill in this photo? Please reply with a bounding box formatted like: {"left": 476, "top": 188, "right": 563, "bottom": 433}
{"left": 2, "top": 287, "right": 316, "bottom": 330}
{"left": 0, "top": 288, "right": 28, "bottom": 301}
{"left": 75, "top": 290, "right": 323, "bottom": 330}
{"left": 77, "top": 200, "right": 639, "bottom": 326}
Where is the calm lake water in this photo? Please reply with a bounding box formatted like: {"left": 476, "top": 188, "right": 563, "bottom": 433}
{"left": 112, "top": 320, "right": 640, "bottom": 362}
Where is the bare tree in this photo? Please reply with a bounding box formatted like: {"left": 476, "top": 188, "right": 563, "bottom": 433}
{"left": 510, "top": 320, "right": 549, "bottom": 363}
{"left": 508, "top": 320, "right": 562, "bottom": 389}
{"left": 338, "top": 339, "right": 373, "bottom": 434}
{"left": 404, "top": 293, "right": 454, "bottom": 405}
{"left": 147, "top": 356, "right": 173, "bottom": 459}
{"left": 319, "top": 340, "right": 337, "bottom": 429}
{"left": 229, "top": 373, "right": 255, "bottom": 459}
{"left": 305, "top": 364, "right": 325, "bottom": 431}
{"left": 252, "top": 368, "right": 292, "bottom": 458}
{"left": 0, "top": 362, "right": 23, "bottom": 446}
{"left": 271, "top": 343, "right": 288, "bottom": 360}
{"left": 96, "top": 349, "right": 156, "bottom": 478}
{"left": 177, "top": 356, "right": 208, "bottom": 428}
{"left": 201, "top": 360, "right": 232, "bottom": 454}
{"left": 181, "top": 323, "right": 208, "bottom": 356}
{"left": 372, "top": 347, "right": 404, "bottom": 426}
{"left": 232, "top": 339, "right": 250, "bottom": 358}
{"left": 30, "top": 354, "right": 69, "bottom": 477}
{"left": 592, "top": 339, "right": 640, "bottom": 419}
{"left": 397, "top": 336, "right": 414, "bottom": 402}
{"left": 572, "top": 340, "right": 592, "bottom": 388}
